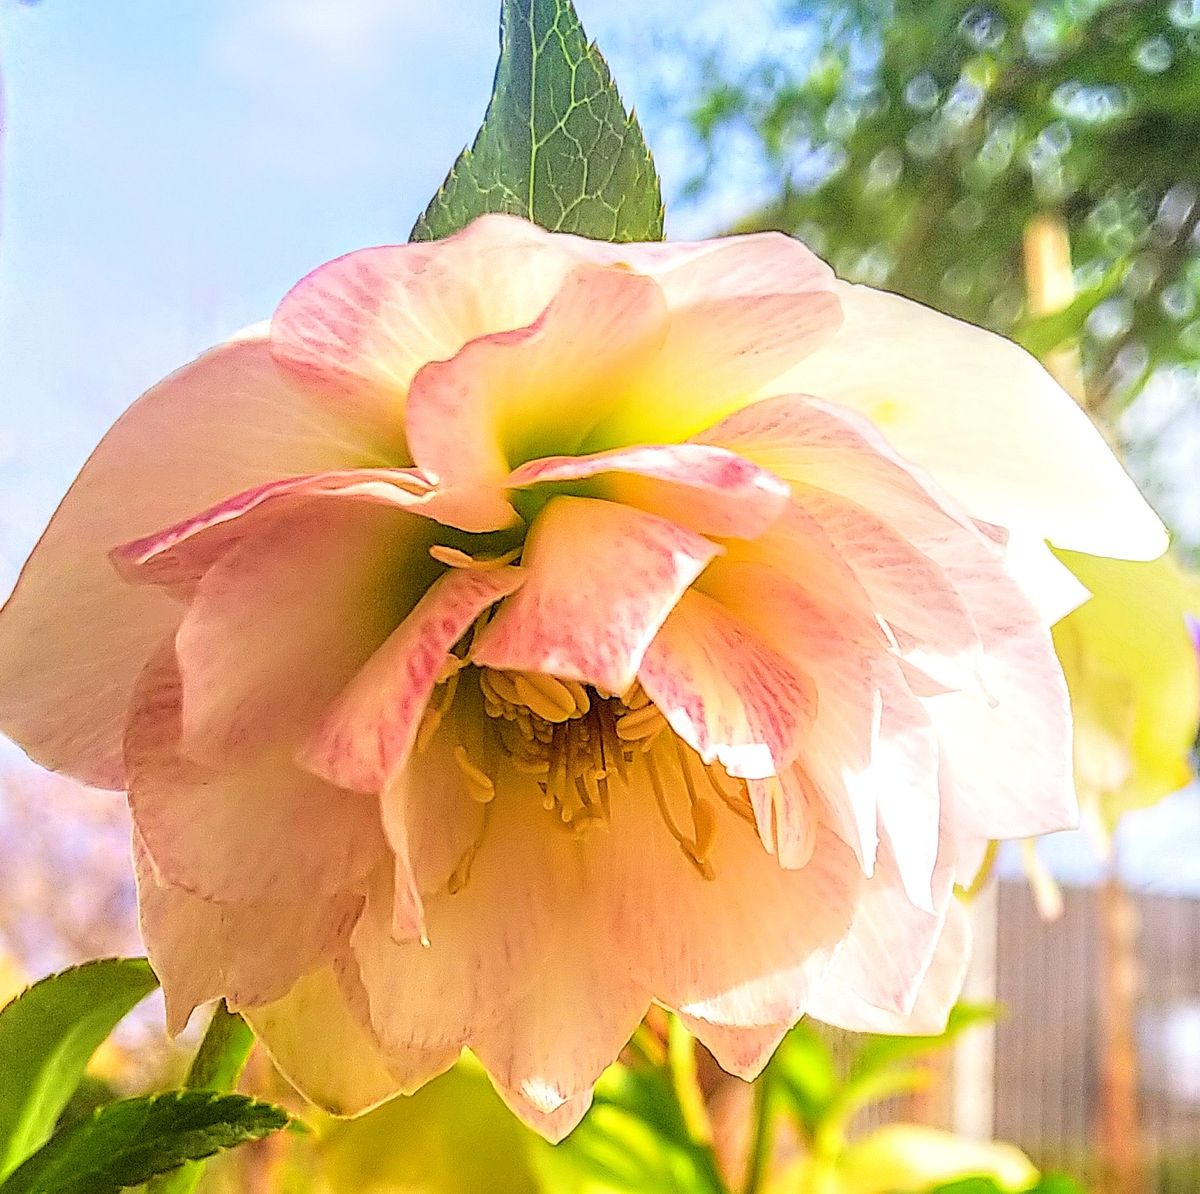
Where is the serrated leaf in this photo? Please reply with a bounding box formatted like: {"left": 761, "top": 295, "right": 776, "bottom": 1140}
{"left": 0, "top": 958, "right": 159, "bottom": 1178}
{"left": 146, "top": 1003, "right": 255, "bottom": 1194}
{"left": 0, "top": 1092, "right": 288, "bottom": 1194}
{"left": 411, "top": 0, "right": 663, "bottom": 244}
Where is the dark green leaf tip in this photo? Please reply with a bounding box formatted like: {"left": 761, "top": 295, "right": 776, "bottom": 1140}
{"left": 411, "top": 0, "right": 664, "bottom": 244}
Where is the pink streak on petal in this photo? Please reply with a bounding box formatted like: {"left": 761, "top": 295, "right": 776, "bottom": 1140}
{"left": 505, "top": 443, "right": 790, "bottom": 539}
{"left": 302, "top": 565, "right": 525, "bottom": 794}
{"left": 638, "top": 590, "right": 816, "bottom": 779}
{"left": 127, "top": 645, "right": 385, "bottom": 905}
{"left": 270, "top": 215, "right": 584, "bottom": 439}
{"left": 679, "top": 1018, "right": 788, "bottom": 1082}
{"left": 472, "top": 496, "right": 719, "bottom": 697}
{"left": 0, "top": 336, "right": 380, "bottom": 789}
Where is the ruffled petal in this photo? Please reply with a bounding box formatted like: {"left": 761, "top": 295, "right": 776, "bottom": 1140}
{"left": 808, "top": 897, "right": 971, "bottom": 1035}
{"left": 0, "top": 336, "right": 380, "bottom": 788}
{"left": 126, "top": 647, "right": 385, "bottom": 904}
{"left": 678, "top": 1019, "right": 788, "bottom": 1082}
{"left": 765, "top": 284, "right": 1167, "bottom": 561}
{"left": 173, "top": 500, "right": 434, "bottom": 768}
{"left": 638, "top": 589, "right": 816, "bottom": 780}
{"left": 404, "top": 265, "right": 667, "bottom": 494}
{"left": 506, "top": 443, "right": 789, "bottom": 539}
{"left": 470, "top": 918, "right": 650, "bottom": 1142}
{"left": 302, "top": 566, "right": 525, "bottom": 794}
{"left": 244, "top": 964, "right": 457, "bottom": 1117}
{"left": 600, "top": 773, "right": 861, "bottom": 1027}
{"left": 472, "top": 496, "right": 719, "bottom": 697}
{"left": 134, "top": 831, "right": 361, "bottom": 1035}
{"left": 270, "top": 214, "right": 587, "bottom": 441}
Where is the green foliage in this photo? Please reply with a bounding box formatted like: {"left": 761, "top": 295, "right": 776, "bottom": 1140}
{"left": 146, "top": 1002, "right": 256, "bottom": 1194}
{"left": 535, "top": 1063, "right": 724, "bottom": 1194}
{"left": 680, "top": 0, "right": 1200, "bottom": 413}
{"left": 0, "top": 958, "right": 158, "bottom": 1179}
{"left": 925, "top": 1175, "right": 1086, "bottom": 1194}
{"left": 0, "top": 1092, "right": 288, "bottom": 1194}
{"left": 411, "top": 0, "right": 663, "bottom": 243}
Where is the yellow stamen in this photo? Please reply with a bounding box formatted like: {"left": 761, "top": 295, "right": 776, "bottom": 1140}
{"left": 430, "top": 544, "right": 522, "bottom": 570}
{"left": 454, "top": 745, "right": 495, "bottom": 803}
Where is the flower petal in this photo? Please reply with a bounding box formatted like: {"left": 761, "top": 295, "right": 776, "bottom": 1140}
{"left": 766, "top": 283, "right": 1167, "bottom": 560}
{"left": 302, "top": 566, "right": 525, "bottom": 794}
{"left": 506, "top": 443, "right": 789, "bottom": 539}
{"left": 601, "top": 777, "right": 861, "bottom": 1027}
{"left": 244, "top": 964, "right": 457, "bottom": 1117}
{"left": 126, "top": 646, "right": 384, "bottom": 904}
{"left": 472, "top": 496, "right": 719, "bottom": 697}
{"left": 173, "top": 500, "right": 433, "bottom": 769}
{"left": 808, "top": 897, "right": 971, "bottom": 1035}
{"left": 637, "top": 589, "right": 816, "bottom": 779}
{"left": 270, "top": 214, "right": 586, "bottom": 440}
{"left": 134, "top": 831, "right": 360, "bottom": 1035}
{"left": 679, "top": 1019, "right": 788, "bottom": 1082}
{"left": 0, "top": 336, "right": 379, "bottom": 788}
{"left": 404, "top": 265, "right": 667, "bottom": 493}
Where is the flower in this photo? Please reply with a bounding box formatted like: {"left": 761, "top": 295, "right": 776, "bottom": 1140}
{"left": 0, "top": 215, "right": 1165, "bottom": 1138}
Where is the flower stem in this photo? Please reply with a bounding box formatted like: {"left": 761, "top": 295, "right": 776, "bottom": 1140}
{"left": 741, "top": 1060, "right": 777, "bottom": 1194}
{"left": 668, "top": 1014, "right": 714, "bottom": 1149}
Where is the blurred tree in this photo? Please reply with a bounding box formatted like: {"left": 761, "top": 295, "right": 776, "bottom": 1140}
{"left": 678, "top": 0, "right": 1200, "bottom": 427}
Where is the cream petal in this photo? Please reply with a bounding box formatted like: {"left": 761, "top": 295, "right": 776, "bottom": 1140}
{"left": 134, "top": 831, "right": 360, "bottom": 1035}
{"left": 352, "top": 788, "right": 576, "bottom": 1052}
{"left": 0, "top": 336, "right": 380, "bottom": 788}
{"left": 244, "top": 964, "right": 457, "bottom": 1117}
{"left": 505, "top": 443, "right": 789, "bottom": 539}
{"left": 173, "top": 500, "right": 431, "bottom": 769}
{"left": 638, "top": 590, "right": 816, "bottom": 780}
{"left": 302, "top": 566, "right": 524, "bottom": 794}
{"left": 270, "top": 214, "right": 588, "bottom": 440}
{"left": 470, "top": 919, "right": 650, "bottom": 1141}
{"left": 404, "top": 265, "right": 667, "bottom": 493}
{"left": 808, "top": 897, "right": 971, "bottom": 1035}
{"left": 126, "top": 647, "right": 384, "bottom": 904}
{"left": 680, "top": 1018, "right": 789, "bottom": 1082}
{"left": 601, "top": 777, "right": 861, "bottom": 1027}
{"left": 472, "top": 496, "right": 719, "bottom": 698}
{"left": 766, "top": 283, "right": 1167, "bottom": 561}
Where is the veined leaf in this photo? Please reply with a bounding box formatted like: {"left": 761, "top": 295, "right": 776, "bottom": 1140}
{"left": 0, "top": 958, "right": 158, "bottom": 1178}
{"left": 0, "top": 1092, "right": 288, "bottom": 1194}
{"left": 411, "top": 0, "right": 663, "bottom": 243}
{"left": 146, "top": 1002, "right": 255, "bottom": 1194}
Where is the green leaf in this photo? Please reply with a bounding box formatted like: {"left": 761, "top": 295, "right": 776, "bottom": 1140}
{"left": 849, "top": 1002, "right": 1000, "bottom": 1082}
{"left": 772, "top": 1022, "right": 839, "bottom": 1137}
{"left": 145, "top": 1003, "right": 256, "bottom": 1194}
{"left": 0, "top": 1092, "right": 288, "bottom": 1194}
{"left": 411, "top": 0, "right": 663, "bottom": 244}
{"left": 0, "top": 958, "right": 159, "bottom": 1179}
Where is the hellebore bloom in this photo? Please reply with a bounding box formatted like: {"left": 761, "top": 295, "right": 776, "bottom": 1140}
{"left": 0, "top": 215, "right": 1166, "bottom": 1138}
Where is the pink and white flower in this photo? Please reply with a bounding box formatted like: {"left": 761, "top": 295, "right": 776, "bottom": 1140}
{"left": 0, "top": 215, "right": 1165, "bottom": 1138}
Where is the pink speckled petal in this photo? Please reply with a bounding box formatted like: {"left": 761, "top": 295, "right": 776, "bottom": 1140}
{"left": 302, "top": 566, "right": 525, "bottom": 794}
{"left": 472, "top": 496, "right": 719, "bottom": 697}
{"left": 270, "top": 215, "right": 587, "bottom": 442}
{"left": 638, "top": 589, "right": 817, "bottom": 780}
{"left": 404, "top": 265, "right": 667, "bottom": 494}
{"left": 0, "top": 336, "right": 380, "bottom": 789}
{"left": 174, "top": 500, "right": 430, "bottom": 769}
{"left": 505, "top": 443, "right": 789, "bottom": 539}
{"left": 679, "top": 1019, "right": 788, "bottom": 1081}
{"left": 135, "top": 831, "right": 361, "bottom": 1035}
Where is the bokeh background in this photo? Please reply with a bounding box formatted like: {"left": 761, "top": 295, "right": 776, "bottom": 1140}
{"left": 1, "top": 2, "right": 1199, "bottom": 1192}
